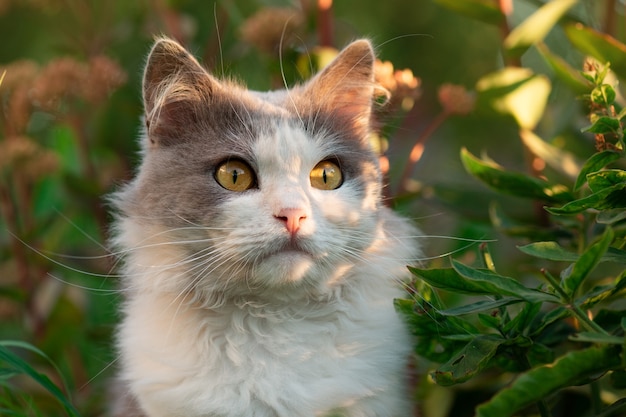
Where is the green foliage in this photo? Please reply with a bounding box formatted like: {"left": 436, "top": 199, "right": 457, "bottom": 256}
{"left": 0, "top": 342, "right": 81, "bottom": 417}
{"left": 397, "top": 2, "right": 626, "bottom": 416}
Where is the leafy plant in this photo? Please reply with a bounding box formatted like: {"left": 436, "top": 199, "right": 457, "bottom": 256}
{"left": 397, "top": 1, "right": 626, "bottom": 416}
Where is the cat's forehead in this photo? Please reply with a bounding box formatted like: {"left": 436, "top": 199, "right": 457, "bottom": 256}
{"left": 253, "top": 121, "right": 330, "bottom": 171}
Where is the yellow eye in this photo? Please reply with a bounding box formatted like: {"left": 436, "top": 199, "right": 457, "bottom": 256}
{"left": 215, "top": 159, "right": 255, "bottom": 192}
{"left": 310, "top": 160, "right": 343, "bottom": 190}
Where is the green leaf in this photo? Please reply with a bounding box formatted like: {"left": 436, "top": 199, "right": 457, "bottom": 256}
{"left": 518, "top": 241, "right": 579, "bottom": 262}
{"left": 503, "top": 0, "right": 578, "bottom": 58}
{"left": 0, "top": 344, "right": 81, "bottom": 417}
{"left": 583, "top": 116, "right": 621, "bottom": 135}
{"left": 565, "top": 23, "right": 626, "bottom": 80}
{"left": 461, "top": 148, "right": 572, "bottom": 202}
{"left": 433, "top": 0, "right": 504, "bottom": 25}
{"left": 529, "top": 307, "right": 570, "bottom": 338}
{"left": 478, "top": 313, "right": 502, "bottom": 330}
{"left": 439, "top": 297, "right": 522, "bottom": 316}
{"left": 587, "top": 169, "right": 626, "bottom": 193}
{"left": 579, "top": 271, "right": 626, "bottom": 311}
{"left": 517, "top": 240, "right": 626, "bottom": 264}
{"left": 590, "top": 84, "right": 617, "bottom": 106}
{"left": 432, "top": 335, "right": 505, "bottom": 386}
{"left": 562, "top": 227, "right": 614, "bottom": 297}
{"left": 409, "top": 263, "right": 557, "bottom": 303}
{"left": 569, "top": 331, "right": 624, "bottom": 345}
{"left": 597, "top": 208, "right": 626, "bottom": 224}
{"left": 476, "top": 68, "right": 551, "bottom": 129}
{"left": 503, "top": 302, "right": 541, "bottom": 335}
{"left": 536, "top": 43, "right": 592, "bottom": 94}
{"left": 519, "top": 130, "right": 581, "bottom": 180}
{"left": 395, "top": 298, "right": 479, "bottom": 363}
{"left": 452, "top": 260, "right": 558, "bottom": 303}
{"left": 546, "top": 182, "right": 626, "bottom": 214}
{"left": 475, "top": 345, "right": 623, "bottom": 417}
{"left": 574, "top": 150, "right": 621, "bottom": 191}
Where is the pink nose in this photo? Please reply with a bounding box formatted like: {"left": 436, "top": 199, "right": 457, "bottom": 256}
{"left": 275, "top": 208, "right": 307, "bottom": 235}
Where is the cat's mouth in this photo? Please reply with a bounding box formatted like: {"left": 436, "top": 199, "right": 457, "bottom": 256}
{"left": 266, "top": 238, "right": 318, "bottom": 259}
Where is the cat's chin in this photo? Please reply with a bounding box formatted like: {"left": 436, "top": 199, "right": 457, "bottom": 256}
{"left": 254, "top": 250, "right": 319, "bottom": 286}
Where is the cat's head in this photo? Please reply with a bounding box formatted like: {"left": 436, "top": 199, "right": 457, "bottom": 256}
{"left": 114, "top": 37, "right": 393, "bottom": 301}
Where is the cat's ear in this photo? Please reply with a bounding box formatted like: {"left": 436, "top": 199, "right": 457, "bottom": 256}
{"left": 142, "top": 37, "right": 215, "bottom": 145}
{"left": 301, "top": 39, "right": 376, "bottom": 137}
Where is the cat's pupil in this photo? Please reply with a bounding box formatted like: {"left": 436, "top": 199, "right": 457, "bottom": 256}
{"left": 232, "top": 170, "right": 238, "bottom": 184}
{"left": 322, "top": 169, "right": 327, "bottom": 184}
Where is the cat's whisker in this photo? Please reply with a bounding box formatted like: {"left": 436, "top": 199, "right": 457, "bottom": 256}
{"left": 278, "top": 15, "right": 304, "bottom": 127}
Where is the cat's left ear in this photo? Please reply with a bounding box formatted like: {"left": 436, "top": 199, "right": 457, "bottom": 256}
{"left": 300, "top": 39, "right": 376, "bottom": 137}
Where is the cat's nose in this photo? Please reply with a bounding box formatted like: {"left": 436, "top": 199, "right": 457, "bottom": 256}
{"left": 274, "top": 208, "right": 307, "bottom": 235}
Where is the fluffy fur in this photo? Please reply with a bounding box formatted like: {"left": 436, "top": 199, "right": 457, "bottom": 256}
{"left": 110, "top": 37, "right": 421, "bottom": 417}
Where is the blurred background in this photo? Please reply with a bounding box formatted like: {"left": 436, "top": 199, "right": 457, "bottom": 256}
{"left": 0, "top": 0, "right": 623, "bottom": 416}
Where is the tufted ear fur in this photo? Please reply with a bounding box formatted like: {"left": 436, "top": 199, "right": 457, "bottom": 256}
{"left": 299, "top": 40, "right": 376, "bottom": 138}
{"left": 142, "top": 37, "right": 216, "bottom": 146}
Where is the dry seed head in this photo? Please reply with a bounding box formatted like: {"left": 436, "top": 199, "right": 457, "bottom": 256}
{"left": 240, "top": 7, "right": 304, "bottom": 54}
{"left": 0, "top": 136, "right": 59, "bottom": 181}
{"left": 83, "top": 55, "right": 127, "bottom": 104}
{"left": 438, "top": 83, "right": 475, "bottom": 116}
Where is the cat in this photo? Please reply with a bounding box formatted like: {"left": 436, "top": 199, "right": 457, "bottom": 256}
{"left": 109, "top": 36, "right": 422, "bottom": 417}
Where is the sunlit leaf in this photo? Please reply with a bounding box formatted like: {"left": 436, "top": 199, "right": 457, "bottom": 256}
{"left": 433, "top": 0, "right": 503, "bottom": 25}
{"left": 574, "top": 150, "right": 621, "bottom": 191}
{"left": 536, "top": 43, "right": 592, "bottom": 94}
{"left": 409, "top": 263, "right": 557, "bottom": 303}
{"left": 476, "top": 68, "right": 551, "bottom": 129}
{"left": 475, "top": 345, "right": 623, "bottom": 417}
{"left": 562, "top": 227, "right": 614, "bottom": 297}
{"left": 582, "top": 116, "right": 621, "bottom": 135}
{"left": 461, "top": 148, "right": 573, "bottom": 202}
{"left": 503, "top": 0, "right": 578, "bottom": 58}
{"left": 519, "top": 130, "right": 581, "bottom": 180}
{"left": 590, "top": 84, "right": 616, "bottom": 106}
{"left": 565, "top": 23, "right": 626, "bottom": 79}
{"left": 546, "top": 183, "right": 626, "bottom": 214}
{"left": 587, "top": 169, "right": 626, "bottom": 192}
{"left": 518, "top": 241, "right": 579, "bottom": 261}
{"left": 452, "top": 260, "right": 558, "bottom": 302}
{"left": 519, "top": 235, "right": 626, "bottom": 267}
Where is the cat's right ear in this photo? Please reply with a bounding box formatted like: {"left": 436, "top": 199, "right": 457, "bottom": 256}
{"left": 142, "top": 37, "right": 214, "bottom": 146}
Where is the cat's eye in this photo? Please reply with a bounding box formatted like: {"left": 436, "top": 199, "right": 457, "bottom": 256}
{"left": 215, "top": 159, "right": 255, "bottom": 192}
{"left": 310, "top": 160, "right": 343, "bottom": 190}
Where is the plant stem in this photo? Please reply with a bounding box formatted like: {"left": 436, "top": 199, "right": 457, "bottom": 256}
{"left": 570, "top": 303, "right": 610, "bottom": 335}
{"left": 541, "top": 269, "right": 609, "bottom": 335}
{"left": 317, "top": 0, "right": 333, "bottom": 47}
{"left": 590, "top": 380, "right": 603, "bottom": 415}
{"left": 395, "top": 110, "right": 449, "bottom": 196}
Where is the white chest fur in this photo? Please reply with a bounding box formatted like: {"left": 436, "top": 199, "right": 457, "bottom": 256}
{"left": 118, "top": 273, "right": 413, "bottom": 417}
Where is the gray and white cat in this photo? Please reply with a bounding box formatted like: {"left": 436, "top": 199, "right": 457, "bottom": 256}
{"left": 110, "top": 36, "right": 421, "bottom": 417}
